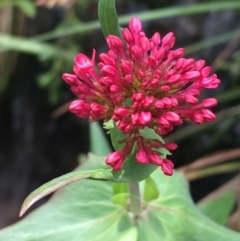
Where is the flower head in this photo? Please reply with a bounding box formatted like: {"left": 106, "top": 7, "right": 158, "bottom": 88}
{"left": 63, "top": 17, "right": 220, "bottom": 176}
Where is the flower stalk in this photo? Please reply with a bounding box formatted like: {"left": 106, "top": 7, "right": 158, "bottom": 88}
{"left": 128, "top": 182, "right": 141, "bottom": 216}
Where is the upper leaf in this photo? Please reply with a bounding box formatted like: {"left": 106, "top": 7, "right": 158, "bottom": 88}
{"left": 98, "top": 0, "right": 122, "bottom": 38}
{"left": 19, "top": 155, "right": 113, "bottom": 216}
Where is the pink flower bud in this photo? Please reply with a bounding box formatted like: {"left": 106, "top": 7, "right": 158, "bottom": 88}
{"left": 132, "top": 93, "right": 144, "bottom": 102}
{"left": 131, "top": 113, "right": 139, "bottom": 125}
{"left": 75, "top": 54, "right": 93, "bottom": 72}
{"left": 62, "top": 73, "right": 79, "bottom": 86}
{"left": 91, "top": 103, "right": 106, "bottom": 113}
{"left": 144, "top": 96, "right": 154, "bottom": 107}
{"left": 165, "top": 112, "right": 181, "bottom": 123}
{"left": 148, "top": 56, "right": 157, "bottom": 67}
{"left": 122, "top": 28, "right": 133, "bottom": 43}
{"left": 155, "top": 48, "right": 165, "bottom": 60}
{"left": 69, "top": 100, "right": 84, "bottom": 111}
{"left": 162, "top": 32, "right": 175, "bottom": 48}
{"left": 202, "top": 66, "right": 211, "bottom": 77}
{"left": 193, "top": 112, "right": 204, "bottom": 124}
{"left": 124, "top": 75, "right": 133, "bottom": 83}
{"left": 151, "top": 32, "right": 161, "bottom": 45}
{"left": 120, "top": 61, "right": 133, "bottom": 74}
{"left": 169, "top": 48, "right": 184, "bottom": 59}
{"left": 149, "top": 153, "right": 163, "bottom": 166}
{"left": 161, "top": 159, "right": 174, "bottom": 176}
{"left": 114, "top": 107, "right": 130, "bottom": 117}
{"left": 171, "top": 97, "right": 178, "bottom": 107}
{"left": 158, "top": 117, "right": 170, "bottom": 128}
{"left": 183, "top": 94, "right": 198, "bottom": 104}
{"left": 99, "top": 53, "right": 116, "bottom": 66}
{"left": 182, "top": 58, "right": 194, "bottom": 70}
{"left": 139, "top": 37, "right": 150, "bottom": 52}
{"left": 161, "top": 85, "right": 170, "bottom": 92}
{"left": 112, "top": 161, "right": 123, "bottom": 171}
{"left": 136, "top": 150, "right": 148, "bottom": 164}
{"left": 100, "top": 77, "right": 114, "bottom": 86}
{"left": 139, "top": 111, "right": 152, "bottom": 125}
{"left": 69, "top": 100, "right": 90, "bottom": 117}
{"left": 129, "top": 17, "right": 142, "bottom": 33}
{"left": 106, "top": 151, "right": 121, "bottom": 165}
{"left": 131, "top": 45, "right": 143, "bottom": 59}
{"left": 106, "top": 35, "right": 124, "bottom": 49}
{"left": 162, "top": 97, "right": 172, "bottom": 108}
{"left": 168, "top": 74, "right": 182, "bottom": 84}
{"left": 174, "top": 58, "right": 184, "bottom": 70}
{"left": 195, "top": 60, "right": 205, "bottom": 71}
{"left": 164, "top": 143, "right": 178, "bottom": 151}
{"left": 155, "top": 100, "right": 164, "bottom": 109}
{"left": 110, "top": 84, "right": 121, "bottom": 93}
{"left": 201, "top": 109, "right": 216, "bottom": 122}
{"left": 124, "top": 124, "right": 133, "bottom": 133}
{"left": 184, "top": 71, "right": 201, "bottom": 80}
{"left": 201, "top": 98, "right": 218, "bottom": 108}
{"left": 100, "top": 65, "right": 117, "bottom": 76}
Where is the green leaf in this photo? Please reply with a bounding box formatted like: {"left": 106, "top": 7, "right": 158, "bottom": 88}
{"left": 112, "top": 183, "right": 128, "bottom": 208}
{"left": 198, "top": 192, "right": 236, "bottom": 226}
{"left": 98, "top": 0, "right": 121, "bottom": 38}
{"left": 113, "top": 183, "right": 128, "bottom": 195}
{"left": 103, "top": 119, "right": 114, "bottom": 130}
{"left": 139, "top": 127, "right": 164, "bottom": 143}
{"left": 137, "top": 170, "right": 240, "bottom": 241}
{"left": 143, "top": 176, "right": 159, "bottom": 202}
{"left": 0, "top": 158, "right": 134, "bottom": 241}
{"left": 90, "top": 122, "right": 112, "bottom": 156}
{"left": 19, "top": 154, "right": 113, "bottom": 216}
{"left": 18, "top": 151, "right": 157, "bottom": 216}
{"left": 139, "top": 127, "right": 171, "bottom": 158}
{"left": 118, "top": 227, "right": 138, "bottom": 241}
{"left": 112, "top": 193, "right": 129, "bottom": 209}
{"left": 109, "top": 124, "right": 126, "bottom": 150}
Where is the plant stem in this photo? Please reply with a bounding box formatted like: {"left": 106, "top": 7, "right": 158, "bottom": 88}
{"left": 128, "top": 182, "right": 141, "bottom": 215}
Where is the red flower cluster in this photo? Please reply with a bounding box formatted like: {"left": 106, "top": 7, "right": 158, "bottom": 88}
{"left": 63, "top": 17, "right": 220, "bottom": 175}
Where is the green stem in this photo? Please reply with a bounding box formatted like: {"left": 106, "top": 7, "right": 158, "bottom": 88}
{"left": 128, "top": 182, "right": 141, "bottom": 215}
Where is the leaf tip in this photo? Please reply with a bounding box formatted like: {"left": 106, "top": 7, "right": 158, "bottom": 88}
{"left": 19, "top": 206, "right": 27, "bottom": 217}
{"left": 19, "top": 196, "right": 35, "bottom": 217}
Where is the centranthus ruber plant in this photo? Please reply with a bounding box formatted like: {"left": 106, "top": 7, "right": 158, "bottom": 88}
{"left": 4, "top": 1, "right": 240, "bottom": 241}
{"left": 62, "top": 17, "right": 220, "bottom": 176}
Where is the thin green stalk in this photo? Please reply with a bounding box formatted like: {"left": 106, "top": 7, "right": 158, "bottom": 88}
{"left": 128, "top": 182, "right": 141, "bottom": 215}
